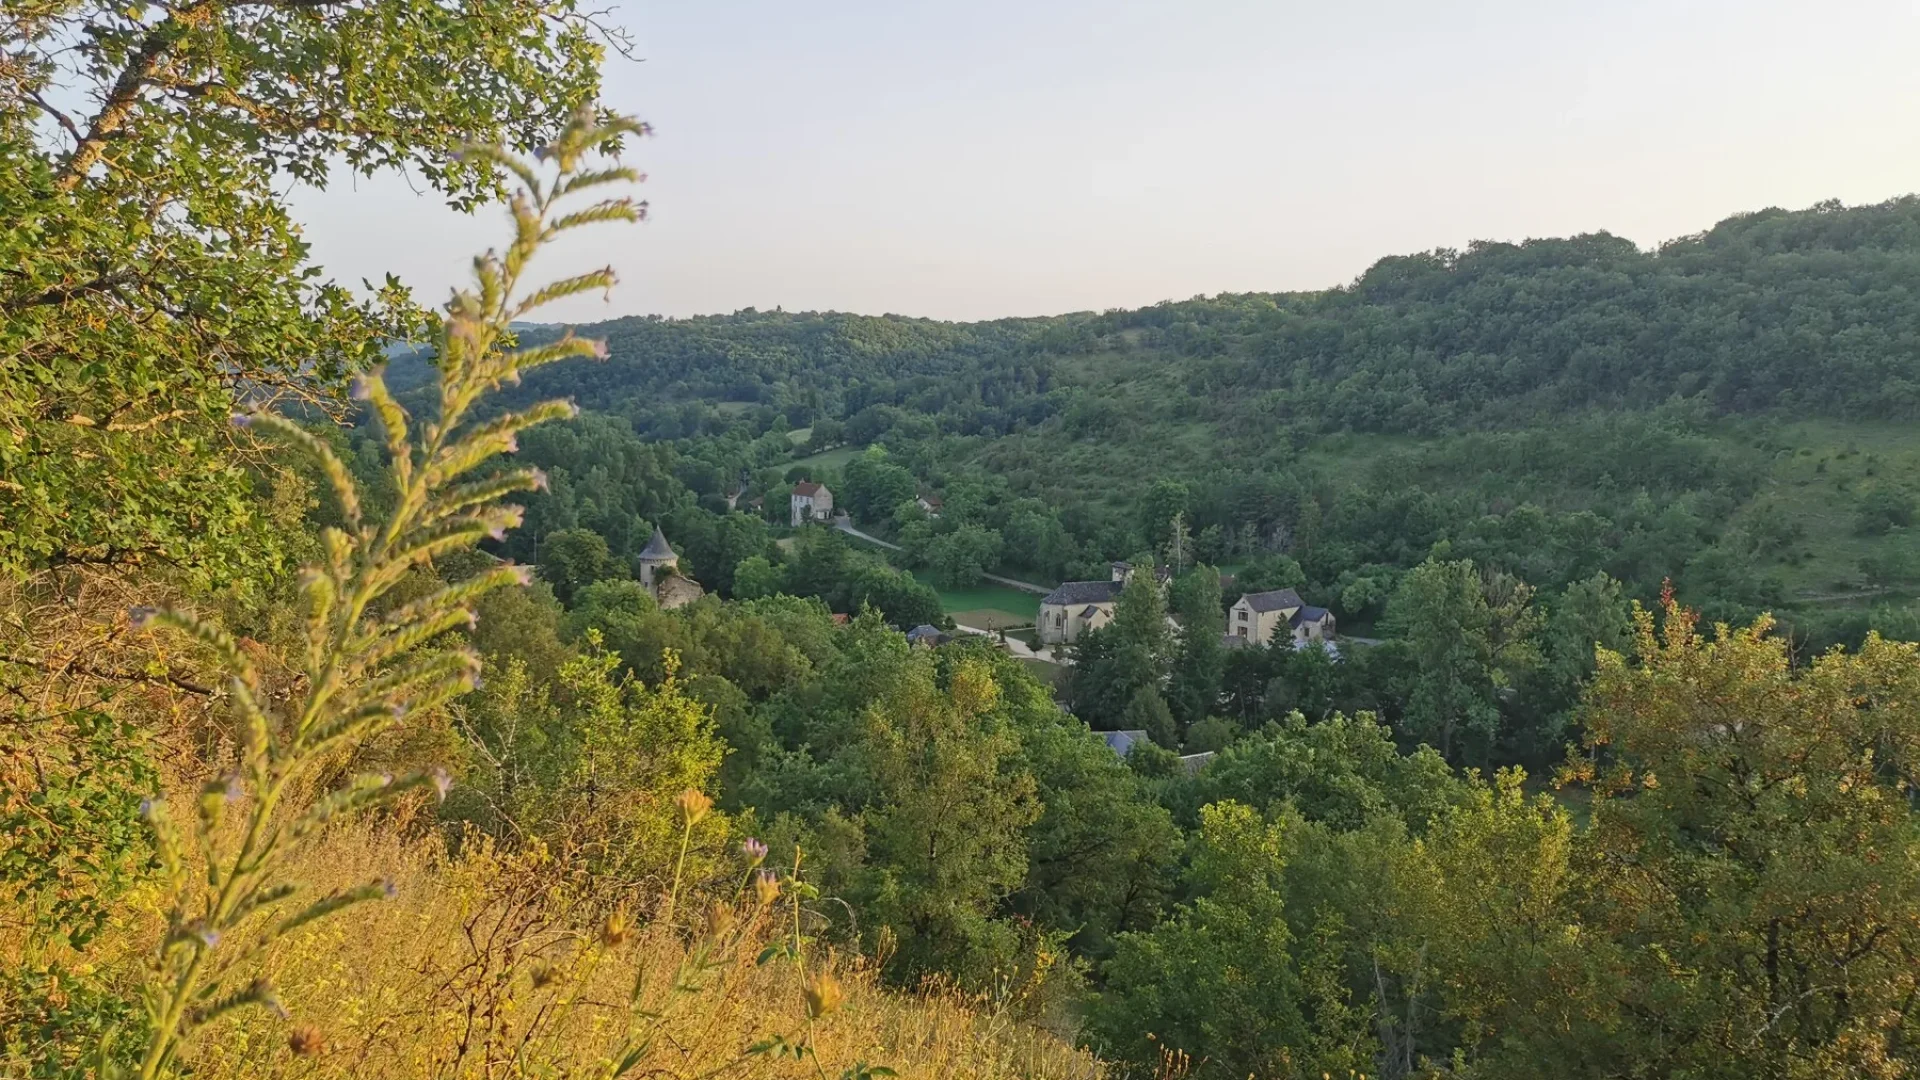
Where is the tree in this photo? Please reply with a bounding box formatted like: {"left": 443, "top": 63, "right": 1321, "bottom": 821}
{"left": 840, "top": 447, "right": 916, "bottom": 523}
{"left": 924, "top": 524, "right": 1004, "bottom": 589}
{"left": 1140, "top": 479, "right": 1190, "bottom": 550}
{"left": 2, "top": 0, "right": 617, "bottom": 581}
{"left": 731, "top": 554, "right": 783, "bottom": 600}
{"left": 857, "top": 655, "right": 1040, "bottom": 985}
{"left": 1166, "top": 566, "right": 1225, "bottom": 726}
{"left": 1234, "top": 553, "right": 1307, "bottom": 596}
{"left": 1122, "top": 686, "right": 1178, "bottom": 750}
{"left": 1380, "top": 558, "right": 1540, "bottom": 762}
{"left": 1854, "top": 487, "right": 1914, "bottom": 536}
{"left": 1066, "top": 572, "right": 1173, "bottom": 728}
{"left": 1531, "top": 599, "right": 1920, "bottom": 1078}
{"left": 538, "top": 527, "right": 628, "bottom": 605}
{"left": 1091, "top": 803, "right": 1373, "bottom": 1080}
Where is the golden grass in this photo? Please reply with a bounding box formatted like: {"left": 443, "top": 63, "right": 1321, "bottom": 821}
{"left": 88, "top": 822, "right": 1102, "bottom": 1080}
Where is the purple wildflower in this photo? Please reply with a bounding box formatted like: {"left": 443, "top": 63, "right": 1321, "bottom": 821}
{"left": 229, "top": 413, "right": 253, "bottom": 428}
{"left": 589, "top": 339, "right": 611, "bottom": 360}
{"left": 741, "top": 837, "right": 768, "bottom": 866}
{"left": 529, "top": 468, "right": 549, "bottom": 492}
{"left": 349, "top": 376, "right": 372, "bottom": 401}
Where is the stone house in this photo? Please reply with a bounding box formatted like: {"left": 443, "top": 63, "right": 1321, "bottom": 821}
{"left": 790, "top": 480, "right": 833, "bottom": 526}
{"left": 637, "top": 526, "right": 704, "bottom": 610}
{"left": 1226, "top": 588, "right": 1335, "bottom": 647}
{"left": 1037, "top": 561, "right": 1169, "bottom": 646}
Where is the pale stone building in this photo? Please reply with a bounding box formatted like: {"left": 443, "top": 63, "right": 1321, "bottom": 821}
{"left": 1225, "top": 588, "right": 1335, "bottom": 647}
{"left": 790, "top": 480, "right": 834, "bottom": 526}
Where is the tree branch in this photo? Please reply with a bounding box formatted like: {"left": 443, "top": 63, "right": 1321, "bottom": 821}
{"left": 55, "top": 18, "right": 183, "bottom": 193}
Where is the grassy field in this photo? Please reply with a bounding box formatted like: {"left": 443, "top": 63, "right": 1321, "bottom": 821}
{"left": 787, "top": 425, "right": 812, "bottom": 444}
{"left": 710, "top": 400, "right": 755, "bottom": 415}
{"left": 914, "top": 572, "right": 1041, "bottom": 629}
{"left": 791, "top": 444, "right": 861, "bottom": 472}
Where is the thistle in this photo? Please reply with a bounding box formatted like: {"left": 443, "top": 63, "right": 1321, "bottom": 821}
{"left": 117, "top": 108, "right": 646, "bottom": 1080}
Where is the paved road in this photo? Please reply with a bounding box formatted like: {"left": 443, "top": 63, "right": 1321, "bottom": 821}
{"left": 833, "top": 516, "right": 1055, "bottom": 595}
{"left": 951, "top": 623, "right": 1070, "bottom": 666}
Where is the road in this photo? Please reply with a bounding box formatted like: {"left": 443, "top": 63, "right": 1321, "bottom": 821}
{"left": 832, "top": 515, "right": 1055, "bottom": 595}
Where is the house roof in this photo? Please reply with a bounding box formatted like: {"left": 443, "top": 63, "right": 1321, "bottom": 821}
{"left": 1240, "top": 588, "right": 1304, "bottom": 613}
{"left": 918, "top": 494, "right": 942, "bottom": 508}
{"left": 1292, "top": 638, "right": 1342, "bottom": 660}
{"left": 1288, "top": 605, "right": 1331, "bottom": 626}
{"left": 1079, "top": 604, "right": 1104, "bottom": 619}
{"left": 905, "top": 624, "right": 946, "bottom": 643}
{"left": 1178, "top": 751, "right": 1216, "bottom": 775}
{"left": 793, "top": 481, "right": 825, "bottom": 497}
{"left": 1042, "top": 579, "right": 1123, "bottom": 606}
{"left": 1099, "top": 730, "right": 1150, "bottom": 757}
{"left": 638, "top": 526, "right": 677, "bottom": 562}
{"left": 829, "top": 612, "right": 850, "bottom": 625}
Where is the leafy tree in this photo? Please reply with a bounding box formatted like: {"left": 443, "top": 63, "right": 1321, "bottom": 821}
{"left": 856, "top": 655, "right": 1040, "bottom": 985}
{"left": 1233, "top": 553, "right": 1307, "bottom": 596}
{"left": 731, "top": 554, "right": 783, "bottom": 600}
{"left": 1854, "top": 487, "right": 1914, "bottom": 536}
{"left": 539, "top": 527, "right": 629, "bottom": 605}
{"left": 1091, "top": 803, "right": 1374, "bottom": 1080}
{"left": 1066, "top": 573, "right": 1172, "bottom": 728}
{"left": 1140, "top": 479, "right": 1190, "bottom": 549}
{"left": 1166, "top": 566, "right": 1225, "bottom": 726}
{"left": 1, "top": 0, "right": 615, "bottom": 581}
{"left": 1122, "top": 686, "right": 1178, "bottom": 750}
{"left": 840, "top": 447, "right": 916, "bottom": 523}
{"left": 924, "top": 524, "right": 1003, "bottom": 589}
{"left": 1541, "top": 601, "right": 1920, "bottom": 1077}
{"left": 1380, "top": 558, "right": 1540, "bottom": 762}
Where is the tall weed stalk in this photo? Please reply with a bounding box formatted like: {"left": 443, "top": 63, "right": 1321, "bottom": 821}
{"left": 114, "top": 109, "right": 644, "bottom": 1080}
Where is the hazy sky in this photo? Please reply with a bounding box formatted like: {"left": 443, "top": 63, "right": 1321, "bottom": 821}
{"left": 292, "top": 0, "right": 1920, "bottom": 324}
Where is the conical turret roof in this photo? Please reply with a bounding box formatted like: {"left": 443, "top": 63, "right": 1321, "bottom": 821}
{"left": 638, "top": 525, "right": 677, "bottom": 562}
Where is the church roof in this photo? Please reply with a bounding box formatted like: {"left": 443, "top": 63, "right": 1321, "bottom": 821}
{"left": 638, "top": 526, "right": 677, "bottom": 562}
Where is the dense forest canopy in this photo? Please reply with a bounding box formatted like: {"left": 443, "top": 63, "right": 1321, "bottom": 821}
{"left": 517, "top": 196, "right": 1920, "bottom": 428}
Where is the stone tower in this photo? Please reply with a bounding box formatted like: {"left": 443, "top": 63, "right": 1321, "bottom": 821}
{"left": 636, "top": 525, "right": 678, "bottom": 592}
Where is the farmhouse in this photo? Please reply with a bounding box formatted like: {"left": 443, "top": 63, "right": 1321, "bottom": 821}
{"left": 636, "top": 526, "right": 704, "bottom": 610}
{"left": 1037, "top": 561, "right": 1169, "bottom": 646}
{"left": 790, "top": 480, "right": 834, "bottom": 526}
{"left": 1226, "top": 588, "right": 1335, "bottom": 647}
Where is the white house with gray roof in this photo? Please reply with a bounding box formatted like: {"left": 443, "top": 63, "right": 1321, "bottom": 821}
{"left": 1227, "top": 588, "right": 1335, "bottom": 647}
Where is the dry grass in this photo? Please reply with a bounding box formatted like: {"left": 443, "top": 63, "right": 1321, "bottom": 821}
{"left": 82, "top": 822, "right": 1104, "bottom": 1080}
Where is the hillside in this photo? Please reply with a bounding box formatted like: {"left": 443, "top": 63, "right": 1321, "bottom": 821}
{"left": 510, "top": 197, "right": 1920, "bottom": 644}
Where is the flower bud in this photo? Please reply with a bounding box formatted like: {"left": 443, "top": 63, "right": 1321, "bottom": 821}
{"left": 804, "top": 971, "right": 843, "bottom": 1019}
{"left": 753, "top": 869, "right": 781, "bottom": 908}
{"left": 740, "top": 837, "right": 768, "bottom": 866}
{"left": 705, "top": 902, "right": 735, "bottom": 939}
{"left": 601, "top": 907, "right": 632, "bottom": 948}
{"left": 675, "top": 788, "right": 712, "bottom": 825}
{"left": 288, "top": 1024, "right": 327, "bottom": 1057}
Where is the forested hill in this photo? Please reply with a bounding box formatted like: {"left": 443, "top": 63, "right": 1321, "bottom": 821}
{"left": 516, "top": 196, "right": 1920, "bottom": 432}
{"left": 481, "top": 196, "right": 1920, "bottom": 651}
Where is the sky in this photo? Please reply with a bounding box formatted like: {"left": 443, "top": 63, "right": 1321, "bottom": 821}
{"left": 291, "top": 0, "right": 1920, "bottom": 324}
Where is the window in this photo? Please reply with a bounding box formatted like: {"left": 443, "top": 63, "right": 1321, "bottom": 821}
{"left": 1237, "top": 609, "right": 1248, "bottom": 622}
